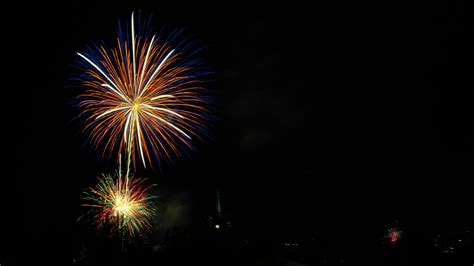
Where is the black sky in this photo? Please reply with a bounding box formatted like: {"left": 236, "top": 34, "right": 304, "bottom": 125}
{"left": 8, "top": 1, "right": 473, "bottom": 265}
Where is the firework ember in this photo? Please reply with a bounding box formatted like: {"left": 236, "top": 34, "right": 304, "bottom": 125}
{"left": 385, "top": 227, "right": 402, "bottom": 247}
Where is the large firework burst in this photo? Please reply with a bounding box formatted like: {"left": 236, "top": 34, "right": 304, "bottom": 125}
{"left": 80, "top": 170, "right": 157, "bottom": 239}
{"left": 75, "top": 12, "right": 210, "bottom": 169}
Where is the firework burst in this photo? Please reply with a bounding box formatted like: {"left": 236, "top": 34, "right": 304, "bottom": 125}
{"left": 80, "top": 170, "right": 157, "bottom": 239}
{"left": 385, "top": 227, "right": 402, "bottom": 247}
{"left": 75, "top": 12, "right": 210, "bottom": 169}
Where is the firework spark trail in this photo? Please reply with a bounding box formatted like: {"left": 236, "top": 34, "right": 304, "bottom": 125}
{"left": 76, "top": 12, "right": 210, "bottom": 170}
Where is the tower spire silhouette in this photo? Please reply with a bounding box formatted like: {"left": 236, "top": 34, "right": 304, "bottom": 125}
{"left": 216, "top": 188, "right": 222, "bottom": 218}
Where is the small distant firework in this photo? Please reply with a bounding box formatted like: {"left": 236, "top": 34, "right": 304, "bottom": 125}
{"left": 75, "top": 12, "right": 210, "bottom": 169}
{"left": 385, "top": 227, "right": 402, "bottom": 247}
{"left": 80, "top": 171, "right": 157, "bottom": 239}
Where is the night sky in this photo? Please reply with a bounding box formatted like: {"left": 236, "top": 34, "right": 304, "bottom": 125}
{"left": 9, "top": 1, "right": 473, "bottom": 265}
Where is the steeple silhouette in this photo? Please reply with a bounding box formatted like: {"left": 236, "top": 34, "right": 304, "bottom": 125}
{"left": 208, "top": 187, "right": 231, "bottom": 230}
{"left": 216, "top": 188, "right": 222, "bottom": 218}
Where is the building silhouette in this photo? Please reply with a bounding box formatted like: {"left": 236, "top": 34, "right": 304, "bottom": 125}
{"left": 209, "top": 188, "right": 231, "bottom": 231}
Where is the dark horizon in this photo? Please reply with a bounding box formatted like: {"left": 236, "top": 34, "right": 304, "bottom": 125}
{"left": 9, "top": 1, "right": 473, "bottom": 265}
